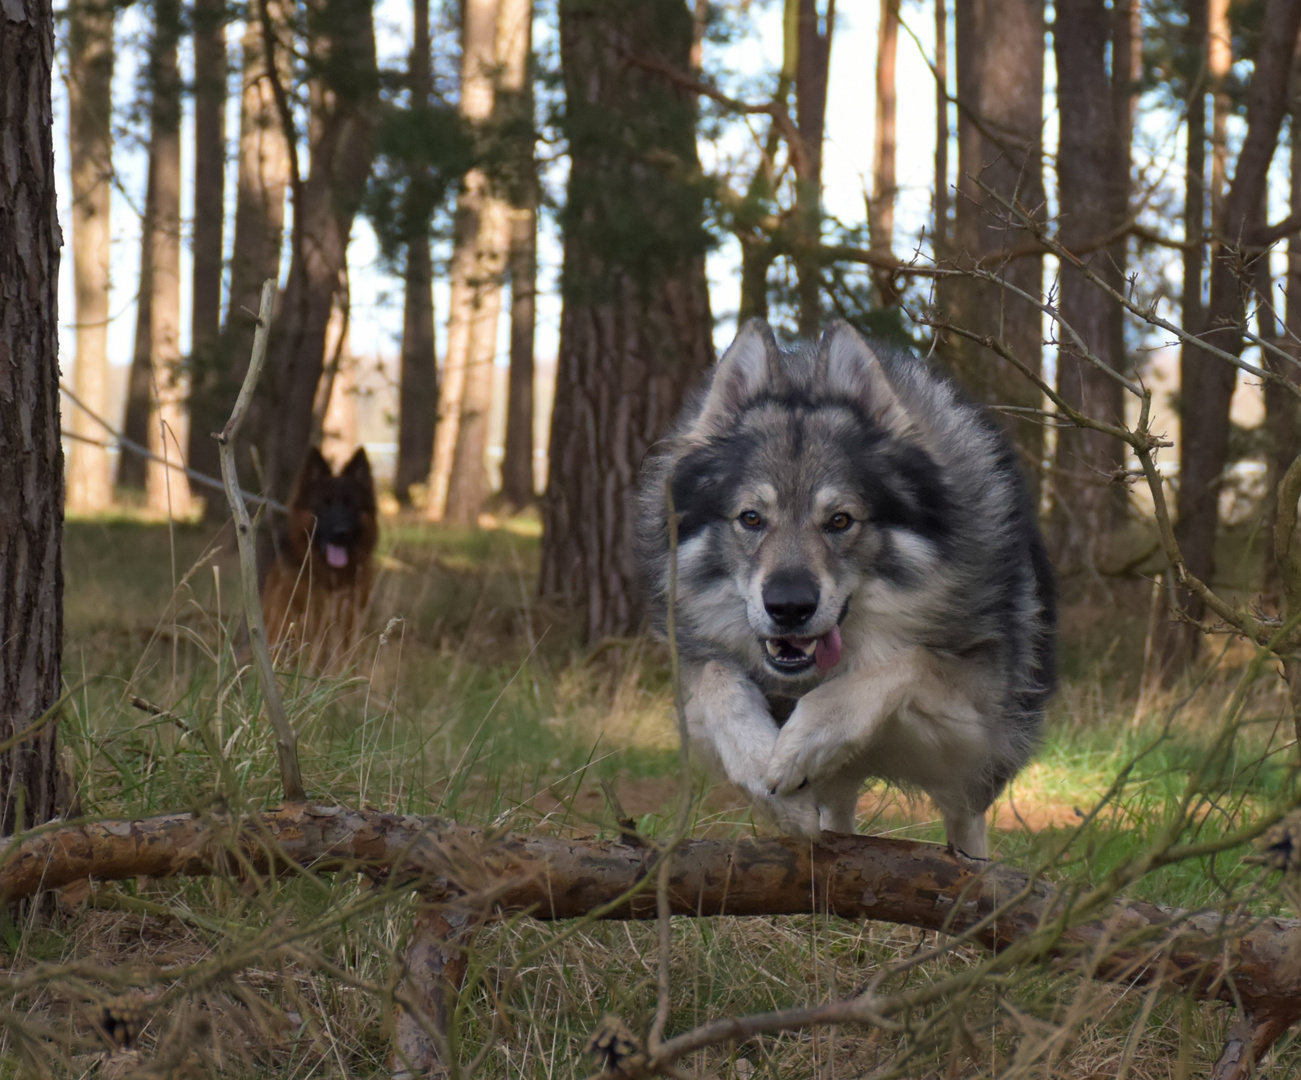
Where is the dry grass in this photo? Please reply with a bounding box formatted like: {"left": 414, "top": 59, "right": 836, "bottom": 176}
{"left": 4, "top": 515, "right": 1298, "bottom": 1078}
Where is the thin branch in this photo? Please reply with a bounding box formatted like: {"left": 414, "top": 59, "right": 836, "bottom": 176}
{"left": 214, "top": 279, "right": 306, "bottom": 803}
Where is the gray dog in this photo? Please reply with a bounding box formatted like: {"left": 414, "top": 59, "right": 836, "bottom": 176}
{"left": 636, "top": 319, "right": 1056, "bottom": 857}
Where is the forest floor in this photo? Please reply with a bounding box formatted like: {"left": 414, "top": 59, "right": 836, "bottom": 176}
{"left": 9, "top": 513, "right": 1300, "bottom": 1079}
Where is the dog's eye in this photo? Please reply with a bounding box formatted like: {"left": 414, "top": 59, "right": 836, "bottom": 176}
{"left": 826, "top": 512, "right": 854, "bottom": 532}
{"left": 738, "top": 510, "right": 764, "bottom": 530}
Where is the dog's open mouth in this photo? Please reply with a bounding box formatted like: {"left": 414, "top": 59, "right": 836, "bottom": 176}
{"left": 763, "top": 625, "right": 842, "bottom": 674}
{"left": 324, "top": 543, "right": 350, "bottom": 569}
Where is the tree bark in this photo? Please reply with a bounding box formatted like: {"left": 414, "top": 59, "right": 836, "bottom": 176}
{"left": 792, "top": 0, "right": 834, "bottom": 338}
{"left": 539, "top": 0, "right": 714, "bottom": 641}
{"left": 393, "top": 0, "right": 438, "bottom": 508}
{"left": 870, "top": 0, "right": 897, "bottom": 305}
{"left": 65, "top": 0, "right": 115, "bottom": 513}
{"left": 257, "top": 0, "right": 378, "bottom": 505}
{"left": 220, "top": 0, "right": 291, "bottom": 444}
{"left": 949, "top": 0, "right": 1046, "bottom": 496}
{"left": 499, "top": 0, "right": 538, "bottom": 511}
{"left": 427, "top": 0, "right": 502, "bottom": 523}
{"left": 1051, "top": 0, "right": 1129, "bottom": 574}
{"left": 1262, "top": 46, "right": 1301, "bottom": 600}
{"left": 1175, "top": 0, "right": 1301, "bottom": 653}
{"left": 8, "top": 807, "right": 1301, "bottom": 1048}
{"left": 395, "top": 240, "right": 438, "bottom": 506}
{"left": 0, "top": 0, "right": 68, "bottom": 831}
{"left": 1209, "top": 0, "right": 1231, "bottom": 237}
{"left": 118, "top": 174, "right": 154, "bottom": 492}
{"left": 430, "top": 0, "right": 512, "bottom": 526}
{"left": 144, "top": 0, "right": 193, "bottom": 517}
{"left": 445, "top": 0, "right": 532, "bottom": 524}
{"left": 186, "top": 0, "right": 228, "bottom": 499}
{"left": 931, "top": 0, "right": 950, "bottom": 323}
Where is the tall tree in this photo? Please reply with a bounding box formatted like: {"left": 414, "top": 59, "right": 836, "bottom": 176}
{"left": 446, "top": 0, "right": 532, "bottom": 522}
{"left": 948, "top": 0, "right": 1046, "bottom": 494}
{"left": 1051, "top": 0, "right": 1130, "bottom": 571}
{"left": 1266, "top": 45, "right": 1301, "bottom": 573}
{"left": 65, "top": 0, "right": 115, "bottom": 512}
{"left": 540, "top": 0, "right": 714, "bottom": 640}
{"left": 0, "top": 0, "right": 69, "bottom": 830}
{"left": 499, "top": 0, "right": 538, "bottom": 511}
{"left": 393, "top": 0, "right": 439, "bottom": 508}
{"left": 933, "top": 0, "right": 948, "bottom": 263}
{"left": 791, "top": 0, "right": 834, "bottom": 337}
{"left": 1175, "top": 0, "right": 1301, "bottom": 648}
{"left": 428, "top": 0, "right": 508, "bottom": 524}
{"left": 869, "top": 0, "right": 898, "bottom": 305}
{"left": 215, "top": 0, "right": 290, "bottom": 479}
{"left": 118, "top": 177, "right": 154, "bottom": 491}
{"left": 257, "top": 0, "right": 379, "bottom": 504}
{"left": 144, "top": 0, "right": 193, "bottom": 516}
{"left": 186, "top": 0, "right": 229, "bottom": 495}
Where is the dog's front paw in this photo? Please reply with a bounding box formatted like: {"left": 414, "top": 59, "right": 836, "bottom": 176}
{"left": 750, "top": 785, "right": 823, "bottom": 838}
{"left": 764, "top": 723, "right": 839, "bottom": 798}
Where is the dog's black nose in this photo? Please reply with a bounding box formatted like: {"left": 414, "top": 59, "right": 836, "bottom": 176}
{"left": 763, "top": 570, "right": 820, "bottom": 628}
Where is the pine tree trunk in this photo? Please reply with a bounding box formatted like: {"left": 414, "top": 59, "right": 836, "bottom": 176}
{"left": 0, "top": 0, "right": 68, "bottom": 831}
{"left": 1176, "top": 0, "right": 1301, "bottom": 655}
{"left": 427, "top": 0, "right": 500, "bottom": 523}
{"left": 225, "top": 0, "right": 290, "bottom": 388}
{"left": 1271, "top": 54, "right": 1301, "bottom": 590}
{"left": 186, "top": 0, "right": 228, "bottom": 498}
{"left": 65, "top": 0, "right": 115, "bottom": 513}
{"left": 446, "top": 0, "right": 532, "bottom": 523}
{"left": 258, "top": 0, "right": 378, "bottom": 504}
{"left": 431, "top": 0, "right": 506, "bottom": 526}
{"left": 394, "top": 0, "right": 438, "bottom": 508}
{"left": 395, "top": 239, "right": 437, "bottom": 505}
{"left": 792, "top": 0, "right": 833, "bottom": 338}
{"left": 499, "top": 0, "right": 538, "bottom": 511}
{"left": 870, "top": 0, "right": 897, "bottom": 305}
{"left": 949, "top": 0, "right": 1046, "bottom": 498}
{"left": 539, "top": 0, "right": 714, "bottom": 641}
{"left": 145, "top": 0, "right": 193, "bottom": 517}
{"left": 933, "top": 0, "right": 948, "bottom": 264}
{"left": 1051, "top": 0, "right": 1128, "bottom": 574}
{"left": 501, "top": 200, "right": 537, "bottom": 508}
{"left": 119, "top": 171, "right": 155, "bottom": 492}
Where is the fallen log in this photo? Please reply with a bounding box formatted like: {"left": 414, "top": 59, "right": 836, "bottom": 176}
{"left": 3, "top": 804, "right": 1298, "bottom": 1074}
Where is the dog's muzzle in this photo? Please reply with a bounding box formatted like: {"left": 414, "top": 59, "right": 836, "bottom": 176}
{"left": 760, "top": 571, "right": 843, "bottom": 675}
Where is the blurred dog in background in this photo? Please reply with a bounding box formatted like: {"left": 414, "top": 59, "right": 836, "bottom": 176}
{"left": 261, "top": 447, "right": 378, "bottom": 673}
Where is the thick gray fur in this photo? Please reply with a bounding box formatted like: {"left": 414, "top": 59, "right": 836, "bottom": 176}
{"left": 635, "top": 319, "right": 1057, "bottom": 857}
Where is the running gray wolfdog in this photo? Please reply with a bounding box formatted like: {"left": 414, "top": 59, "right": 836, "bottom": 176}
{"left": 636, "top": 320, "right": 1057, "bottom": 857}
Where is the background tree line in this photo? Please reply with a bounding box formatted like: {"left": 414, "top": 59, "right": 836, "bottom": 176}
{"left": 53, "top": 0, "right": 1301, "bottom": 659}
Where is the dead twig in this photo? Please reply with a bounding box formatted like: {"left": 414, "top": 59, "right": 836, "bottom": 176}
{"left": 213, "top": 279, "right": 306, "bottom": 803}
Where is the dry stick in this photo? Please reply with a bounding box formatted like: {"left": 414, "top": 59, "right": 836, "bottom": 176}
{"left": 214, "top": 278, "right": 306, "bottom": 803}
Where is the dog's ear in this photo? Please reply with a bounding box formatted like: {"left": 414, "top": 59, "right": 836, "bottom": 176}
{"left": 688, "top": 319, "right": 783, "bottom": 439}
{"left": 288, "top": 447, "right": 333, "bottom": 509}
{"left": 342, "top": 446, "right": 371, "bottom": 481}
{"left": 340, "top": 447, "right": 376, "bottom": 504}
{"left": 817, "top": 322, "right": 911, "bottom": 434}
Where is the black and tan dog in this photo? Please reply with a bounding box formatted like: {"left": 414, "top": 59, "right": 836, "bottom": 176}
{"left": 261, "top": 447, "right": 378, "bottom": 672}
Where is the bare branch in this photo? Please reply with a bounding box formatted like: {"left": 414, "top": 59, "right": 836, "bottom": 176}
{"left": 214, "top": 279, "right": 306, "bottom": 803}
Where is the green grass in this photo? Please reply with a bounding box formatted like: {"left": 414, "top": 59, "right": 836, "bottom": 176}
{"left": 6, "top": 517, "right": 1299, "bottom": 1078}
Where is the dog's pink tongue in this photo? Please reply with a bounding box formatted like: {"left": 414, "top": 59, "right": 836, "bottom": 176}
{"left": 325, "top": 544, "right": 349, "bottom": 569}
{"left": 814, "top": 625, "right": 842, "bottom": 671}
